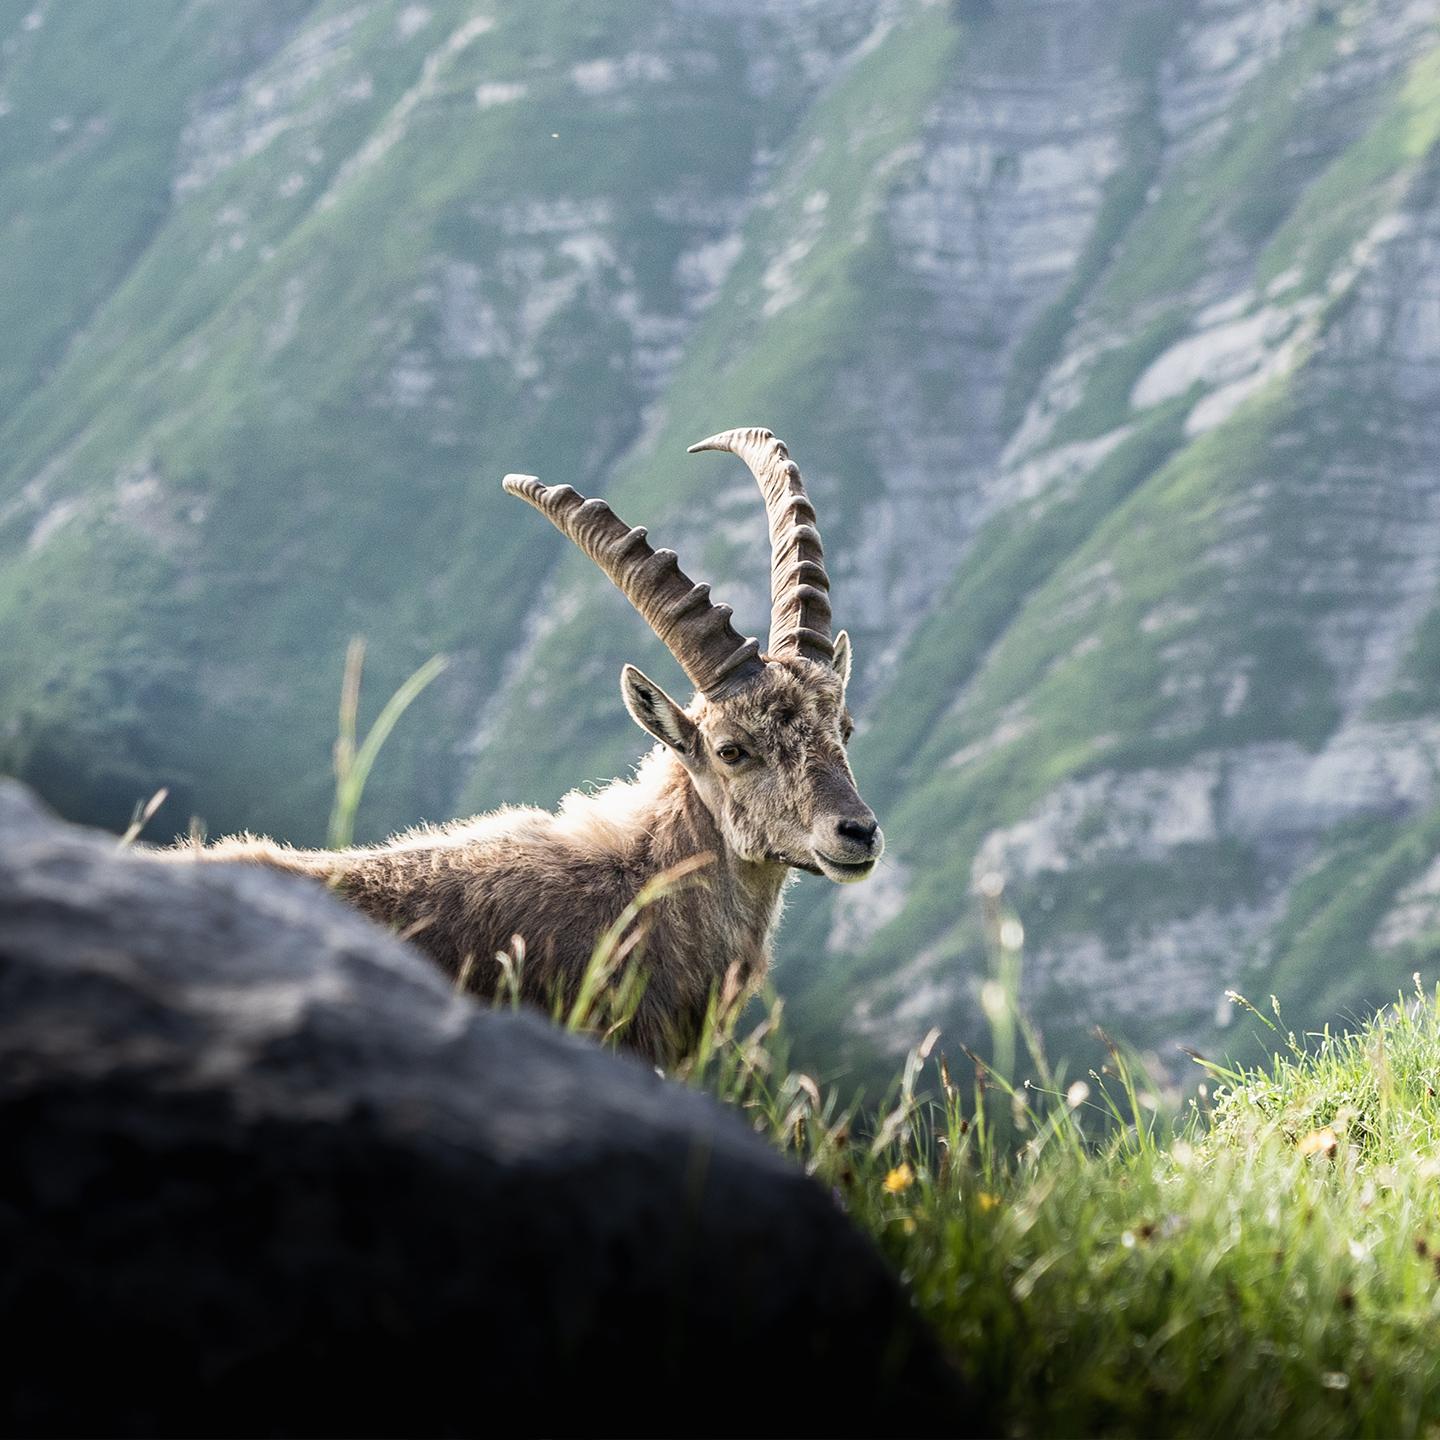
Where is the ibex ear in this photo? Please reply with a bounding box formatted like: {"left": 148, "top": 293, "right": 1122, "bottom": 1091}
{"left": 832, "top": 629, "right": 853, "bottom": 692}
{"left": 621, "top": 665, "right": 697, "bottom": 755}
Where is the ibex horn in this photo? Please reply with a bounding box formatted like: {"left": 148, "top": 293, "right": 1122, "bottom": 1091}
{"left": 687, "top": 428, "right": 834, "bottom": 667}
{"left": 503, "top": 474, "right": 763, "bottom": 699}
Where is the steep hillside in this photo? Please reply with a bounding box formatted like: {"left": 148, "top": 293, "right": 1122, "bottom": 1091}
{"left": 6, "top": 0, "right": 1440, "bottom": 1074}
{"left": 0, "top": 0, "right": 883, "bottom": 835}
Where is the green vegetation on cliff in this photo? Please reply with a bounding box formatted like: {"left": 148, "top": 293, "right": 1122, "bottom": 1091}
{"left": 7, "top": 0, "right": 1440, "bottom": 1076}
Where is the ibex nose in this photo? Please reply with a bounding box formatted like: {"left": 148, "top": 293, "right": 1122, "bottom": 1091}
{"left": 836, "top": 817, "right": 879, "bottom": 850}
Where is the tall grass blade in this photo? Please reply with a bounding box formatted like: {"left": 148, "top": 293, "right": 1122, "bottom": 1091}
{"left": 327, "top": 640, "right": 447, "bottom": 850}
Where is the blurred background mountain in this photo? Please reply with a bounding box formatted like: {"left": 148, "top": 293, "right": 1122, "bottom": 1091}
{"left": 6, "top": 0, "right": 1440, "bottom": 1077}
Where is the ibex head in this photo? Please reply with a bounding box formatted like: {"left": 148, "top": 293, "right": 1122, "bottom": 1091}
{"left": 504, "top": 428, "right": 883, "bottom": 884}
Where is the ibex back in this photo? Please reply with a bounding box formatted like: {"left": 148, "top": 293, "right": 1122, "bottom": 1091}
{"left": 159, "top": 429, "right": 883, "bottom": 1063}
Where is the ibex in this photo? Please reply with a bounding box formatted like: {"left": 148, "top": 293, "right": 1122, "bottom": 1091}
{"left": 163, "top": 429, "right": 882, "bottom": 1062}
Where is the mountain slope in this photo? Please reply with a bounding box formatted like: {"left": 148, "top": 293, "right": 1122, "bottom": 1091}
{"left": 0, "top": 0, "right": 879, "bottom": 835}
{"left": 6, "top": 0, "right": 1440, "bottom": 1075}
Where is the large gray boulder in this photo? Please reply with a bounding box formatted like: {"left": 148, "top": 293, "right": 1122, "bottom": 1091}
{"left": 0, "top": 783, "right": 967, "bottom": 1437}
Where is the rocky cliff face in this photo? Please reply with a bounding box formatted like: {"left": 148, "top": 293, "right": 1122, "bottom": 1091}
{"left": 5, "top": 0, "right": 1440, "bottom": 1074}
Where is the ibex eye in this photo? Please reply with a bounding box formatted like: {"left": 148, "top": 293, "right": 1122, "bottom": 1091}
{"left": 716, "top": 743, "right": 746, "bottom": 765}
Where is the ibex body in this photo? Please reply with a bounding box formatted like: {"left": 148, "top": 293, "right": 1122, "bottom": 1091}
{"left": 164, "top": 430, "right": 882, "bottom": 1063}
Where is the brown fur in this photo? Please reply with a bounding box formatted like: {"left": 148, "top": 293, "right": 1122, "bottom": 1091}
{"left": 153, "top": 656, "right": 881, "bottom": 1064}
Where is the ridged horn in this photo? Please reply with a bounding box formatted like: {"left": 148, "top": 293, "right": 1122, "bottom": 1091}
{"left": 503, "top": 474, "right": 763, "bottom": 699}
{"left": 686, "top": 428, "right": 834, "bottom": 666}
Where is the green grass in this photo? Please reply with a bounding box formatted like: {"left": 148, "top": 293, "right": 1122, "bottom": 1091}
{"left": 525, "top": 821, "right": 1440, "bottom": 1437}
{"left": 663, "top": 960, "right": 1440, "bottom": 1438}
{"left": 878, "top": 992, "right": 1440, "bottom": 1437}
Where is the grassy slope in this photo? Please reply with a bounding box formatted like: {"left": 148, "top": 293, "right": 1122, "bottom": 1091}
{"left": 0, "top": 0, "right": 315, "bottom": 413}
{"left": 853, "top": 990, "right": 1440, "bottom": 1438}
{"left": 0, "top": 0, "right": 328, "bottom": 823}
{"left": 663, "top": 949, "right": 1440, "bottom": 1437}
{"left": 0, "top": 0, "right": 797, "bottom": 842}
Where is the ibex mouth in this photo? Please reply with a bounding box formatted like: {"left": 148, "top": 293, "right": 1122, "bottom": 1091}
{"left": 814, "top": 853, "right": 878, "bottom": 885}
{"left": 765, "top": 850, "right": 824, "bottom": 876}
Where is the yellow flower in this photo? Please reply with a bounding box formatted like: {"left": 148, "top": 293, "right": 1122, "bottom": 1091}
{"left": 1297, "top": 1127, "right": 1339, "bottom": 1159}
{"left": 883, "top": 1162, "right": 915, "bottom": 1194}
{"left": 978, "top": 1192, "right": 1001, "bottom": 1212}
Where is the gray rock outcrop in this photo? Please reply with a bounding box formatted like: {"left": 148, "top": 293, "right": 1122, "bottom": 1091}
{"left": 0, "top": 782, "right": 964, "bottom": 1438}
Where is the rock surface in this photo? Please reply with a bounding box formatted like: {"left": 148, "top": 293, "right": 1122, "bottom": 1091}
{"left": 0, "top": 783, "right": 964, "bottom": 1437}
